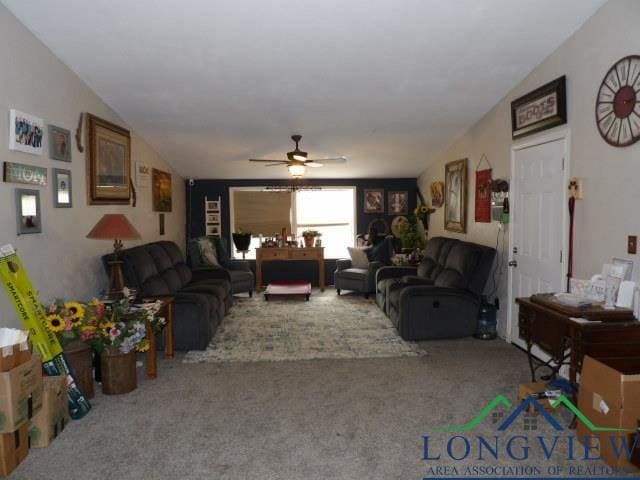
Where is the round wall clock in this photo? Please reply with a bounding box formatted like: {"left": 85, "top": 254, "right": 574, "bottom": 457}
{"left": 596, "top": 55, "right": 640, "bottom": 147}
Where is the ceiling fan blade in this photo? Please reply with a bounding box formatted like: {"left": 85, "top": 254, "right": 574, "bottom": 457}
{"left": 306, "top": 162, "right": 323, "bottom": 168}
{"left": 265, "top": 163, "right": 286, "bottom": 167}
{"left": 307, "top": 156, "right": 347, "bottom": 164}
{"left": 249, "top": 159, "right": 288, "bottom": 163}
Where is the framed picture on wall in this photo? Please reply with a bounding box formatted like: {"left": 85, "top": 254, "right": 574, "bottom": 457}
{"left": 152, "top": 168, "right": 172, "bottom": 212}
{"left": 52, "top": 168, "right": 72, "bottom": 208}
{"left": 15, "top": 188, "right": 42, "bottom": 235}
{"left": 9, "top": 109, "right": 44, "bottom": 155}
{"left": 363, "top": 189, "right": 384, "bottom": 213}
{"left": 135, "top": 161, "right": 151, "bottom": 187}
{"left": 430, "top": 181, "right": 444, "bottom": 208}
{"left": 388, "top": 191, "right": 408, "bottom": 215}
{"left": 48, "top": 125, "right": 72, "bottom": 162}
{"left": 511, "top": 76, "right": 566, "bottom": 139}
{"left": 444, "top": 158, "right": 468, "bottom": 233}
{"left": 87, "top": 114, "right": 131, "bottom": 204}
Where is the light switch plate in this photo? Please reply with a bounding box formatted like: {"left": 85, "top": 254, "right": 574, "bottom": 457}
{"left": 628, "top": 236, "right": 637, "bottom": 255}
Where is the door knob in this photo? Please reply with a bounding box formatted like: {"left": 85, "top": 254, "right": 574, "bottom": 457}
{"left": 508, "top": 260, "right": 518, "bottom": 267}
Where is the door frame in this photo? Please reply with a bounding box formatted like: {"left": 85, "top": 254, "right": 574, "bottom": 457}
{"left": 506, "top": 129, "right": 571, "bottom": 346}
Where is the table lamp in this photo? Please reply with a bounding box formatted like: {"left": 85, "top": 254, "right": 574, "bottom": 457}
{"left": 87, "top": 214, "right": 141, "bottom": 299}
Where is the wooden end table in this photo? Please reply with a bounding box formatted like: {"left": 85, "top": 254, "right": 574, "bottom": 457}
{"left": 142, "top": 296, "right": 174, "bottom": 379}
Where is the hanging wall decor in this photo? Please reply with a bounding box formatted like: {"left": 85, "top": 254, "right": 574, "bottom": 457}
{"left": 475, "top": 154, "right": 492, "bottom": 223}
{"left": 9, "top": 109, "right": 44, "bottom": 155}
{"left": 444, "top": 158, "right": 468, "bottom": 233}
{"left": 511, "top": 76, "right": 566, "bottom": 139}
{"left": 430, "top": 181, "right": 444, "bottom": 208}
{"left": 87, "top": 114, "right": 131, "bottom": 205}
{"left": 152, "top": 168, "right": 172, "bottom": 212}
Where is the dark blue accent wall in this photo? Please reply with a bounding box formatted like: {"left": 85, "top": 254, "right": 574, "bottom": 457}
{"left": 185, "top": 177, "right": 418, "bottom": 286}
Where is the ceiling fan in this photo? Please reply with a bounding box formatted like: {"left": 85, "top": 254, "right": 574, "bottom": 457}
{"left": 249, "top": 135, "right": 346, "bottom": 178}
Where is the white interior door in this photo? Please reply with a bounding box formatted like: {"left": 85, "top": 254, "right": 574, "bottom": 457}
{"left": 508, "top": 135, "right": 568, "bottom": 347}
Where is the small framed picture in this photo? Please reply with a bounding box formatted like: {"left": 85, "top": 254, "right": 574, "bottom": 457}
{"left": 206, "top": 200, "right": 220, "bottom": 212}
{"left": 159, "top": 213, "right": 165, "bottom": 236}
{"left": 388, "top": 191, "right": 408, "bottom": 215}
{"left": 52, "top": 168, "right": 72, "bottom": 208}
{"left": 207, "top": 213, "right": 220, "bottom": 223}
{"left": 48, "top": 125, "right": 72, "bottom": 162}
{"left": 135, "top": 161, "right": 151, "bottom": 187}
{"left": 363, "top": 189, "right": 384, "bottom": 214}
{"left": 15, "top": 188, "right": 42, "bottom": 235}
{"left": 10, "top": 109, "right": 44, "bottom": 155}
{"left": 206, "top": 225, "right": 220, "bottom": 236}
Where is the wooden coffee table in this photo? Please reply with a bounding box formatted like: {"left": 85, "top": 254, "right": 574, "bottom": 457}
{"left": 264, "top": 282, "right": 311, "bottom": 301}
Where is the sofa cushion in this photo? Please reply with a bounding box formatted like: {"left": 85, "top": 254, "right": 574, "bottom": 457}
{"left": 174, "top": 263, "right": 193, "bottom": 285}
{"left": 119, "top": 247, "right": 159, "bottom": 287}
{"left": 337, "top": 268, "right": 369, "bottom": 280}
{"left": 140, "top": 275, "right": 171, "bottom": 296}
{"left": 146, "top": 244, "right": 175, "bottom": 273}
{"left": 160, "top": 269, "right": 184, "bottom": 293}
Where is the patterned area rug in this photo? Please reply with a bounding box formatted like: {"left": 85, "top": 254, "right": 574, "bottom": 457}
{"left": 183, "top": 289, "right": 425, "bottom": 363}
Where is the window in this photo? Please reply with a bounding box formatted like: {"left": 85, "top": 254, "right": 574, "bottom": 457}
{"left": 294, "top": 188, "right": 355, "bottom": 259}
{"left": 229, "top": 186, "right": 356, "bottom": 259}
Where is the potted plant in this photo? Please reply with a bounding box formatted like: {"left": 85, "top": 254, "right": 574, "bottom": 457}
{"left": 397, "top": 220, "right": 426, "bottom": 253}
{"left": 232, "top": 229, "right": 252, "bottom": 252}
{"left": 46, "top": 299, "right": 102, "bottom": 398}
{"left": 301, "top": 230, "right": 321, "bottom": 248}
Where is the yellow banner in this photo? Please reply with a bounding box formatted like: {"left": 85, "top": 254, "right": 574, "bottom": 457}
{"left": 0, "top": 246, "right": 62, "bottom": 361}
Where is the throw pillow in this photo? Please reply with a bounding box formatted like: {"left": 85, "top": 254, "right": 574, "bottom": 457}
{"left": 348, "top": 247, "right": 370, "bottom": 269}
{"left": 197, "top": 238, "right": 220, "bottom": 267}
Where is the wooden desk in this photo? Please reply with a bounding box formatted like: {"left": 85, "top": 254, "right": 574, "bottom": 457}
{"left": 516, "top": 293, "right": 639, "bottom": 383}
{"left": 255, "top": 247, "right": 325, "bottom": 292}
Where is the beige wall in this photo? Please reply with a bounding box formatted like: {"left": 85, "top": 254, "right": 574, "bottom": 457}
{"left": 418, "top": 0, "right": 640, "bottom": 337}
{"left": 0, "top": 6, "right": 185, "bottom": 328}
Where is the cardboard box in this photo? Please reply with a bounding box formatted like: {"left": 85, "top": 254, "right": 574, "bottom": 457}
{"left": 0, "top": 423, "right": 29, "bottom": 477}
{"left": 0, "top": 329, "right": 31, "bottom": 373}
{"left": 29, "top": 376, "right": 69, "bottom": 448}
{"left": 518, "top": 382, "right": 554, "bottom": 412}
{"left": 577, "top": 356, "right": 640, "bottom": 470}
{"left": 0, "top": 356, "right": 43, "bottom": 433}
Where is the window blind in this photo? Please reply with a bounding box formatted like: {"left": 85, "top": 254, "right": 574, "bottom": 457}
{"left": 233, "top": 190, "right": 292, "bottom": 235}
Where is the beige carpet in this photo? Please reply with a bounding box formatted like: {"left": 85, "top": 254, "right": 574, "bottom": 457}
{"left": 12, "top": 339, "right": 618, "bottom": 480}
{"left": 184, "top": 289, "right": 425, "bottom": 363}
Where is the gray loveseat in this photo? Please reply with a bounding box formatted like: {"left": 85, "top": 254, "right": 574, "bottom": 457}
{"left": 104, "top": 241, "right": 232, "bottom": 350}
{"left": 376, "top": 237, "right": 495, "bottom": 340}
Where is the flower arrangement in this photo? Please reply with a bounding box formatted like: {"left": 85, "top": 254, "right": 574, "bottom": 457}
{"left": 45, "top": 297, "right": 163, "bottom": 354}
{"left": 301, "top": 230, "right": 322, "bottom": 238}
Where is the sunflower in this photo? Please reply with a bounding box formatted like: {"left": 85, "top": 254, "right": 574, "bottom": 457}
{"left": 65, "top": 301, "right": 85, "bottom": 320}
{"left": 135, "top": 340, "right": 150, "bottom": 352}
{"left": 46, "top": 314, "right": 65, "bottom": 332}
{"left": 101, "top": 321, "right": 117, "bottom": 335}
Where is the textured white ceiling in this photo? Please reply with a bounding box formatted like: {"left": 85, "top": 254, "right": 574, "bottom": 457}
{"left": 2, "top": 0, "right": 605, "bottom": 179}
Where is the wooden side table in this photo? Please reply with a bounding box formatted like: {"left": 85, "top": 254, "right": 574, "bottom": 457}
{"left": 142, "top": 296, "right": 174, "bottom": 379}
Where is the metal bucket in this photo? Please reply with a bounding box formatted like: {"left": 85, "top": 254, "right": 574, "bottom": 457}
{"left": 100, "top": 347, "right": 137, "bottom": 395}
{"left": 64, "top": 341, "right": 94, "bottom": 399}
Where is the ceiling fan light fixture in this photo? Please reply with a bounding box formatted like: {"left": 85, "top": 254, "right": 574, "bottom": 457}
{"left": 288, "top": 163, "right": 306, "bottom": 178}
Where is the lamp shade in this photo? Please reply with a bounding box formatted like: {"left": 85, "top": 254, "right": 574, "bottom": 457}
{"left": 86, "top": 214, "right": 141, "bottom": 240}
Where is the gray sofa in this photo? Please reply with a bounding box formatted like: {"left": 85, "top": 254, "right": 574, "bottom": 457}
{"left": 187, "top": 237, "right": 254, "bottom": 297}
{"left": 104, "top": 241, "right": 232, "bottom": 350}
{"left": 376, "top": 237, "right": 495, "bottom": 340}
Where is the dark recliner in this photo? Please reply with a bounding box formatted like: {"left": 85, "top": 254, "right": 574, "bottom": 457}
{"left": 376, "top": 237, "right": 495, "bottom": 340}
{"left": 104, "top": 241, "right": 232, "bottom": 351}
{"left": 188, "top": 237, "right": 254, "bottom": 297}
{"left": 334, "top": 236, "right": 399, "bottom": 298}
